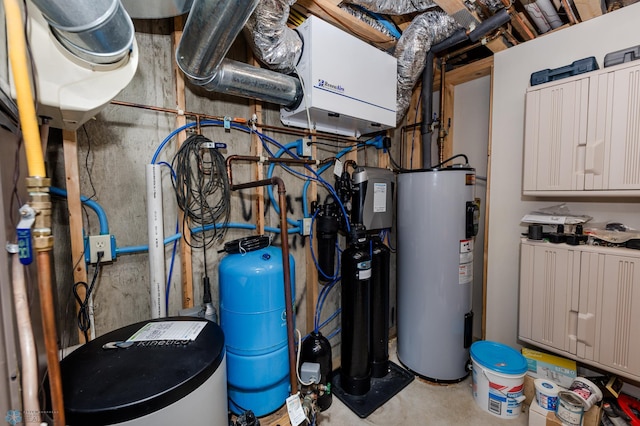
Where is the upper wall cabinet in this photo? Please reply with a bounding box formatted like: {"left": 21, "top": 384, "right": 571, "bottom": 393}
{"left": 523, "top": 61, "right": 640, "bottom": 196}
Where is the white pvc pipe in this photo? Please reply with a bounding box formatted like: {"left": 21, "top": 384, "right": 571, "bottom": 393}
{"left": 146, "top": 164, "right": 166, "bottom": 318}
{"left": 11, "top": 253, "right": 41, "bottom": 425}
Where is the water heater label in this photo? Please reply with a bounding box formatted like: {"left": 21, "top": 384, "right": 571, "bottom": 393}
{"left": 373, "top": 183, "right": 387, "bottom": 212}
{"left": 459, "top": 263, "right": 473, "bottom": 284}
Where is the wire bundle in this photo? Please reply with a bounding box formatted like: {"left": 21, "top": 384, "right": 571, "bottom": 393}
{"left": 171, "top": 134, "right": 230, "bottom": 248}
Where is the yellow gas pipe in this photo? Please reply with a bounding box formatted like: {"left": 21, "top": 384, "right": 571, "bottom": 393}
{"left": 3, "top": 0, "right": 65, "bottom": 424}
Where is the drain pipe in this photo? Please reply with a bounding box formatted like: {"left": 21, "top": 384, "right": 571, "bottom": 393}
{"left": 9, "top": 250, "right": 41, "bottom": 425}
{"left": 29, "top": 0, "right": 135, "bottom": 64}
{"left": 421, "top": 8, "right": 511, "bottom": 167}
{"left": 226, "top": 155, "right": 304, "bottom": 396}
{"left": 176, "top": 0, "right": 302, "bottom": 108}
{"left": 146, "top": 164, "right": 166, "bottom": 319}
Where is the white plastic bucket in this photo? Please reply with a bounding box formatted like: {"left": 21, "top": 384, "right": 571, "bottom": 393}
{"left": 567, "top": 377, "right": 603, "bottom": 411}
{"left": 534, "top": 378, "right": 560, "bottom": 411}
{"left": 470, "top": 341, "right": 527, "bottom": 419}
{"left": 557, "top": 390, "right": 584, "bottom": 425}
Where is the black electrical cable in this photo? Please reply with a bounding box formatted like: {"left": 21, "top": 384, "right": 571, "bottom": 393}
{"left": 171, "top": 134, "right": 230, "bottom": 248}
{"left": 388, "top": 151, "right": 470, "bottom": 173}
{"left": 431, "top": 153, "right": 469, "bottom": 168}
{"left": 221, "top": 235, "right": 271, "bottom": 254}
{"left": 73, "top": 252, "right": 103, "bottom": 342}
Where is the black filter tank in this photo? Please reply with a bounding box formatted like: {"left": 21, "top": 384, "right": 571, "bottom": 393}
{"left": 340, "top": 230, "right": 372, "bottom": 395}
{"left": 370, "top": 236, "right": 390, "bottom": 378}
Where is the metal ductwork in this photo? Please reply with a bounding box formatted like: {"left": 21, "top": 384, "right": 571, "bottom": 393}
{"left": 202, "top": 59, "right": 302, "bottom": 108}
{"left": 176, "top": 0, "right": 302, "bottom": 108}
{"left": 30, "top": 0, "right": 135, "bottom": 65}
{"left": 121, "top": 0, "right": 194, "bottom": 19}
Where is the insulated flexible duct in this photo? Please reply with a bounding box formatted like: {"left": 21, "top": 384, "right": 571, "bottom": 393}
{"left": 394, "top": 12, "right": 459, "bottom": 125}
{"left": 30, "top": 0, "right": 135, "bottom": 64}
{"left": 243, "top": 0, "right": 302, "bottom": 74}
{"left": 342, "top": 0, "right": 437, "bottom": 15}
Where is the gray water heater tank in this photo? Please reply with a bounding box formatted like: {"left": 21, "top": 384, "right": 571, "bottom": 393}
{"left": 60, "top": 317, "right": 227, "bottom": 425}
{"left": 397, "top": 167, "right": 476, "bottom": 382}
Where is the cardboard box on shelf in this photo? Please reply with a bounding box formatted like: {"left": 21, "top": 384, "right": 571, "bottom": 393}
{"left": 522, "top": 348, "right": 577, "bottom": 389}
{"left": 525, "top": 375, "right": 602, "bottom": 426}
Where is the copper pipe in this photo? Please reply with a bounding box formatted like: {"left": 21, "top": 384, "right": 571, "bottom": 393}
{"left": 37, "top": 251, "right": 65, "bottom": 425}
{"left": 109, "top": 99, "right": 249, "bottom": 125}
{"left": 500, "top": 0, "right": 537, "bottom": 39}
{"left": 109, "top": 99, "right": 358, "bottom": 143}
{"left": 225, "top": 154, "right": 317, "bottom": 187}
{"left": 225, "top": 160, "right": 298, "bottom": 395}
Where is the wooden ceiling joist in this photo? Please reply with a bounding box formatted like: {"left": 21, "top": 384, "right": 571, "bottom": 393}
{"left": 430, "top": 0, "right": 511, "bottom": 52}
{"left": 295, "top": 0, "right": 396, "bottom": 50}
{"left": 573, "top": 0, "right": 605, "bottom": 20}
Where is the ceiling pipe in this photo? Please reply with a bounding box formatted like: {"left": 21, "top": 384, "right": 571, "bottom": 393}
{"left": 176, "top": 0, "right": 302, "bottom": 109}
{"left": 420, "top": 8, "right": 511, "bottom": 167}
{"left": 29, "top": 0, "right": 135, "bottom": 64}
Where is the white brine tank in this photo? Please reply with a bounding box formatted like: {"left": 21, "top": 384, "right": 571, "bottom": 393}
{"left": 397, "top": 166, "right": 478, "bottom": 382}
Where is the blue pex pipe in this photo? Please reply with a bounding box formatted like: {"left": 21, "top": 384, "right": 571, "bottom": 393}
{"left": 115, "top": 223, "right": 301, "bottom": 255}
{"left": 50, "top": 186, "right": 109, "bottom": 235}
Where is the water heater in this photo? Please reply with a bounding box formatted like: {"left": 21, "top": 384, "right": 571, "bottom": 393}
{"left": 396, "top": 167, "right": 478, "bottom": 382}
{"left": 280, "top": 16, "right": 396, "bottom": 138}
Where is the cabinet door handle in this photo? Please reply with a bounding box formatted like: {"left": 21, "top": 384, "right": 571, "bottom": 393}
{"left": 585, "top": 140, "right": 603, "bottom": 174}
{"left": 577, "top": 312, "right": 595, "bottom": 347}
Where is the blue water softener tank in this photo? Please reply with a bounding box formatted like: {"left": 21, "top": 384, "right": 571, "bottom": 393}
{"left": 219, "top": 236, "right": 295, "bottom": 417}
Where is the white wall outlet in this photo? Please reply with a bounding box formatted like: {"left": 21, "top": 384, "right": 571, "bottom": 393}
{"left": 89, "top": 235, "right": 113, "bottom": 263}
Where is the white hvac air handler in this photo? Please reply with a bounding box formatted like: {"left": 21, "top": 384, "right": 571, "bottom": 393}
{"left": 281, "top": 16, "right": 397, "bottom": 138}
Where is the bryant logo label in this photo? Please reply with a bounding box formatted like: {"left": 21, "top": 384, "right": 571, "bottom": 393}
{"left": 317, "top": 79, "right": 345, "bottom": 93}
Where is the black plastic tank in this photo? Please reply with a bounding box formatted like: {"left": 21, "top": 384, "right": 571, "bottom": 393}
{"left": 340, "top": 229, "right": 372, "bottom": 395}
{"left": 370, "top": 236, "right": 390, "bottom": 378}
{"left": 58, "top": 317, "right": 227, "bottom": 426}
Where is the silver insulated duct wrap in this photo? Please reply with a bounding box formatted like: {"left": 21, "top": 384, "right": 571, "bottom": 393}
{"left": 394, "top": 12, "right": 458, "bottom": 125}
{"left": 342, "top": 0, "right": 437, "bottom": 15}
{"left": 30, "top": 0, "right": 135, "bottom": 64}
{"left": 244, "top": 0, "right": 302, "bottom": 74}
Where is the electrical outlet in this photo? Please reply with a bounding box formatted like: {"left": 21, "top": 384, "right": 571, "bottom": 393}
{"left": 88, "top": 235, "right": 113, "bottom": 263}
{"left": 297, "top": 138, "right": 312, "bottom": 157}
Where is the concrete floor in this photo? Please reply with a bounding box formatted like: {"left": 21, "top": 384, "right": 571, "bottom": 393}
{"left": 317, "top": 340, "right": 529, "bottom": 425}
